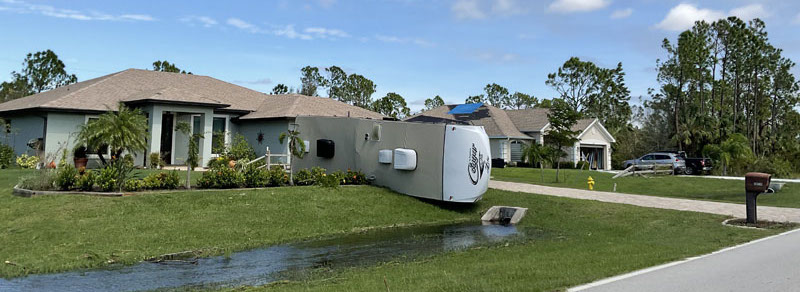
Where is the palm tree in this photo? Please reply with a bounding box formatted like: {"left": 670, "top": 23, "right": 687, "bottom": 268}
{"left": 279, "top": 129, "right": 306, "bottom": 186}
{"left": 702, "top": 133, "right": 752, "bottom": 176}
{"left": 523, "top": 142, "right": 548, "bottom": 182}
{"left": 175, "top": 121, "right": 202, "bottom": 189}
{"left": 75, "top": 103, "right": 148, "bottom": 165}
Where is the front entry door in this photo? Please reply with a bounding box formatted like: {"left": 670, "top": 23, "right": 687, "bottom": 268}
{"left": 160, "top": 113, "right": 174, "bottom": 164}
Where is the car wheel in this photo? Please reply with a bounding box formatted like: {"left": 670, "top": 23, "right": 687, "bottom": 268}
{"left": 684, "top": 167, "right": 694, "bottom": 175}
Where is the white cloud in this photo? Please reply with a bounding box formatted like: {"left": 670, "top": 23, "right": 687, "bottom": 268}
{"left": 304, "top": 27, "right": 350, "bottom": 38}
{"left": 120, "top": 14, "right": 154, "bottom": 21}
{"left": 227, "top": 17, "right": 260, "bottom": 33}
{"left": 656, "top": 3, "right": 769, "bottom": 32}
{"left": 375, "top": 35, "right": 435, "bottom": 47}
{"left": 548, "top": 0, "right": 609, "bottom": 13}
{"left": 729, "top": 4, "right": 769, "bottom": 21}
{"left": 610, "top": 8, "right": 632, "bottom": 19}
{"left": 274, "top": 24, "right": 313, "bottom": 40}
{"left": 655, "top": 3, "right": 724, "bottom": 31}
{"left": 471, "top": 50, "right": 520, "bottom": 63}
{"left": 491, "top": 0, "right": 524, "bottom": 16}
{"left": 317, "top": 0, "right": 336, "bottom": 8}
{"left": 234, "top": 78, "right": 273, "bottom": 85}
{"left": 180, "top": 15, "right": 217, "bottom": 27}
{"left": 0, "top": 0, "right": 154, "bottom": 21}
{"left": 452, "top": 0, "right": 485, "bottom": 19}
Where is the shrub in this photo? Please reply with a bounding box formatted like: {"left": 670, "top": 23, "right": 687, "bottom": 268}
{"left": 343, "top": 169, "right": 367, "bottom": 185}
{"left": 751, "top": 157, "right": 793, "bottom": 178}
{"left": 554, "top": 161, "right": 576, "bottom": 169}
{"left": 142, "top": 172, "right": 181, "bottom": 190}
{"left": 268, "top": 165, "right": 289, "bottom": 187}
{"left": 0, "top": 144, "right": 14, "bottom": 169}
{"left": 148, "top": 152, "right": 163, "bottom": 169}
{"left": 293, "top": 168, "right": 314, "bottom": 186}
{"left": 243, "top": 164, "right": 270, "bottom": 188}
{"left": 316, "top": 172, "right": 340, "bottom": 188}
{"left": 16, "top": 154, "right": 39, "bottom": 169}
{"left": 198, "top": 166, "right": 244, "bottom": 189}
{"left": 123, "top": 179, "right": 145, "bottom": 192}
{"left": 55, "top": 164, "right": 79, "bottom": 190}
{"left": 207, "top": 156, "right": 230, "bottom": 169}
{"left": 228, "top": 134, "right": 256, "bottom": 161}
{"left": 575, "top": 161, "right": 590, "bottom": 170}
{"left": 310, "top": 166, "right": 326, "bottom": 182}
{"left": 75, "top": 170, "right": 95, "bottom": 191}
{"left": 96, "top": 167, "right": 119, "bottom": 192}
{"left": 18, "top": 170, "right": 57, "bottom": 191}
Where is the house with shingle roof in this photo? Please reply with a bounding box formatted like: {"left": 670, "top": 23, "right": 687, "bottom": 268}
{"left": 406, "top": 103, "right": 616, "bottom": 170}
{"left": 0, "top": 69, "right": 384, "bottom": 167}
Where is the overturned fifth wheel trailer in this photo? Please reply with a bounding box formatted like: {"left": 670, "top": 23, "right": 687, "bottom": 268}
{"left": 292, "top": 116, "right": 491, "bottom": 203}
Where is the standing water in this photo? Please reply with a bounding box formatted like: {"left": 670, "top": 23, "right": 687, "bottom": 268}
{"left": 0, "top": 222, "right": 544, "bottom": 291}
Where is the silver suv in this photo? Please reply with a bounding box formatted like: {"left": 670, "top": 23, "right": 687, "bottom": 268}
{"left": 623, "top": 152, "right": 686, "bottom": 173}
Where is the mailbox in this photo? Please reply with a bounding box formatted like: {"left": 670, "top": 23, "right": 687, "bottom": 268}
{"left": 745, "top": 172, "right": 771, "bottom": 193}
{"left": 744, "top": 172, "right": 772, "bottom": 224}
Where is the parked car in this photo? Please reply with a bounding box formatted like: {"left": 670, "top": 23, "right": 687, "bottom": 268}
{"left": 623, "top": 152, "right": 686, "bottom": 174}
{"left": 657, "top": 150, "right": 713, "bottom": 175}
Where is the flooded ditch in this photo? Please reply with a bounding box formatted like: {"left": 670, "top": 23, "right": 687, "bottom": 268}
{"left": 0, "top": 222, "right": 546, "bottom": 291}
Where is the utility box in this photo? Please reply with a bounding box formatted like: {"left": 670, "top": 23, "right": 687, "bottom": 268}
{"left": 745, "top": 172, "right": 771, "bottom": 193}
{"left": 316, "top": 139, "right": 335, "bottom": 158}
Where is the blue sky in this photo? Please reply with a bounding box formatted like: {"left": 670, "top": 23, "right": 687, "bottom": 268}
{"left": 2, "top": 0, "right": 800, "bottom": 112}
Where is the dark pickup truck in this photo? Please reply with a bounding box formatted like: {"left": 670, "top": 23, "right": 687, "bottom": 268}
{"left": 658, "top": 150, "right": 713, "bottom": 175}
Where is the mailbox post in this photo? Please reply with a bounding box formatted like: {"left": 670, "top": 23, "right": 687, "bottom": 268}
{"left": 744, "top": 172, "right": 771, "bottom": 224}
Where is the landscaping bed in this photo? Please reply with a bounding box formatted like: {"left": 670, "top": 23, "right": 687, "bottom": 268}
{"left": 492, "top": 167, "right": 800, "bottom": 208}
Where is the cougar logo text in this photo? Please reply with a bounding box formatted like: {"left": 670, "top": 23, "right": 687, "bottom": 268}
{"left": 468, "top": 143, "right": 489, "bottom": 185}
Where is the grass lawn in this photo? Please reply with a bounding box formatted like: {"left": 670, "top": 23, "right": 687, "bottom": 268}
{"left": 491, "top": 167, "right": 800, "bottom": 208}
{"left": 241, "top": 188, "right": 791, "bottom": 291}
{"left": 0, "top": 169, "right": 794, "bottom": 291}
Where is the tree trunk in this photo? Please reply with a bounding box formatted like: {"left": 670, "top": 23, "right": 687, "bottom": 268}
{"left": 186, "top": 168, "right": 191, "bottom": 189}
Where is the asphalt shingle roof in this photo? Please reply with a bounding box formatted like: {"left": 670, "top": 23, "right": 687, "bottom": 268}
{"left": 0, "top": 69, "right": 384, "bottom": 120}
{"left": 405, "top": 104, "right": 530, "bottom": 138}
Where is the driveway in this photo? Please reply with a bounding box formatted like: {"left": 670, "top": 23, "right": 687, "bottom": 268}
{"left": 570, "top": 228, "right": 800, "bottom": 291}
{"left": 489, "top": 180, "right": 800, "bottom": 223}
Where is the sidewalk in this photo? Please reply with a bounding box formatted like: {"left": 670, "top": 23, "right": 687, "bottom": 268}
{"left": 489, "top": 180, "right": 800, "bottom": 223}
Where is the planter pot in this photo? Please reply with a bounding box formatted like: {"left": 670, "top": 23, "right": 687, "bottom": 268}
{"left": 229, "top": 160, "right": 237, "bottom": 168}
{"left": 74, "top": 157, "right": 88, "bottom": 169}
{"left": 47, "top": 161, "right": 56, "bottom": 169}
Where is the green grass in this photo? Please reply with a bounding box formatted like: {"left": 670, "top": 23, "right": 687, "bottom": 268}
{"left": 240, "top": 188, "right": 790, "bottom": 291}
{"left": 491, "top": 167, "right": 800, "bottom": 208}
{"left": 0, "top": 169, "right": 794, "bottom": 291}
{"left": 1, "top": 170, "right": 473, "bottom": 278}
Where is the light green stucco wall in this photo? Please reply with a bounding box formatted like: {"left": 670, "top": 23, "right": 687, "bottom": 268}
{"left": 43, "top": 112, "right": 85, "bottom": 164}
{"left": 235, "top": 119, "right": 291, "bottom": 157}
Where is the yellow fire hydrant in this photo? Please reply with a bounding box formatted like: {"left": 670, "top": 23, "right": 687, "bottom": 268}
{"left": 587, "top": 176, "right": 595, "bottom": 190}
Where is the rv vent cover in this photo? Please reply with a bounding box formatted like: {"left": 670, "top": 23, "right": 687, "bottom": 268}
{"left": 378, "top": 149, "right": 392, "bottom": 164}
{"left": 316, "top": 139, "right": 335, "bottom": 158}
{"left": 393, "top": 148, "right": 417, "bottom": 170}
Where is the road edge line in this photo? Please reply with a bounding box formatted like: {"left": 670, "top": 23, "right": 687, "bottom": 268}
{"left": 568, "top": 227, "right": 800, "bottom": 291}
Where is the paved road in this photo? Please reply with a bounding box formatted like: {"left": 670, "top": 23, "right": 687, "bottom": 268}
{"left": 570, "top": 228, "right": 800, "bottom": 292}
{"left": 489, "top": 180, "right": 800, "bottom": 223}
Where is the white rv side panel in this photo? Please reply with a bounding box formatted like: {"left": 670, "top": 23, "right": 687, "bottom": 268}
{"left": 442, "top": 125, "right": 490, "bottom": 203}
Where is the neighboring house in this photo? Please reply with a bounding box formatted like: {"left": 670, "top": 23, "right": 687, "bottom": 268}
{"left": 406, "top": 104, "right": 616, "bottom": 170}
{"left": 0, "top": 69, "right": 384, "bottom": 168}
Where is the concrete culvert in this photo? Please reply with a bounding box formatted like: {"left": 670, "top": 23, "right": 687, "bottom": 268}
{"left": 481, "top": 206, "right": 528, "bottom": 225}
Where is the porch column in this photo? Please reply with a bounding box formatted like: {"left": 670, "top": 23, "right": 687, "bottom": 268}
{"left": 148, "top": 106, "right": 162, "bottom": 159}
{"left": 200, "top": 111, "right": 213, "bottom": 167}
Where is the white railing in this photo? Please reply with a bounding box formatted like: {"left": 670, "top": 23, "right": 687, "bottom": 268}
{"left": 245, "top": 147, "right": 290, "bottom": 170}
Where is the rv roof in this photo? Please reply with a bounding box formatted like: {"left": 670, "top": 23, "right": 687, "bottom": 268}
{"left": 447, "top": 102, "right": 483, "bottom": 115}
